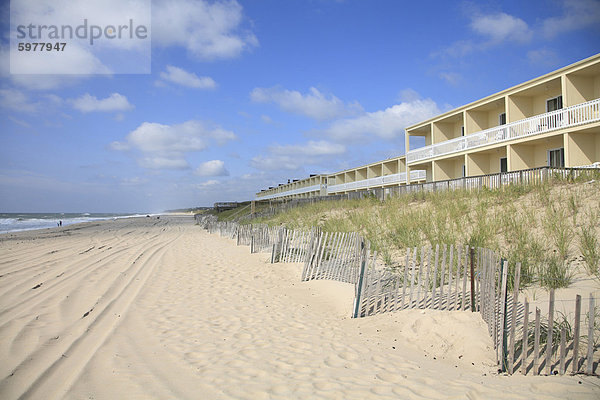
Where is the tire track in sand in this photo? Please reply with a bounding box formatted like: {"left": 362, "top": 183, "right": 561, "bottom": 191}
{"left": 0, "top": 233, "right": 166, "bottom": 328}
{"left": 0, "top": 226, "right": 182, "bottom": 400}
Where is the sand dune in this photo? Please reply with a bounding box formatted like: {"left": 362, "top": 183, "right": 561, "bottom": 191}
{"left": 0, "top": 216, "right": 598, "bottom": 399}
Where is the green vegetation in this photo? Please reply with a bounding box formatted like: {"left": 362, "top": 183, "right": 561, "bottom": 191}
{"left": 219, "top": 178, "right": 600, "bottom": 290}
{"left": 579, "top": 209, "right": 600, "bottom": 277}
{"left": 538, "top": 254, "right": 574, "bottom": 289}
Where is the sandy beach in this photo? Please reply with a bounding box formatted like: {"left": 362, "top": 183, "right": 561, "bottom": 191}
{"left": 0, "top": 215, "right": 598, "bottom": 399}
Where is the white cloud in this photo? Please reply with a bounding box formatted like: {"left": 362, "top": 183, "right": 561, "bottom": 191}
{"left": 438, "top": 72, "right": 462, "bottom": 86}
{"left": 250, "top": 86, "right": 363, "bottom": 121}
{"left": 0, "top": 88, "right": 38, "bottom": 112}
{"left": 527, "top": 49, "right": 560, "bottom": 67}
{"left": 196, "top": 179, "right": 220, "bottom": 189}
{"left": 260, "top": 114, "right": 273, "bottom": 124}
{"left": 71, "top": 93, "right": 134, "bottom": 113}
{"left": 470, "top": 12, "right": 532, "bottom": 44}
{"left": 251, "top": 140, "right": 345, "bottom": 171}
{"left": 111, "top": 120, "right": 236, "bottom": 170}
{"left": 430, "top": 40, "right": 475, "bottom": 59}
{"left": 158, "top": 65, "right": 217, "bottom": 89}
{"left": 152, "top": 0, "right": 258, "bottom": 60}
{"left": 120, "top": 177, "right": 149, "bottom": 186}
{"left": 398, "top": 88, "right": 421, "bottom": 103}
{"left": 7, "top": 116, "right": 32, "bottom": 128}
{"left": 195, "top": 160, "right": 229, "bottom": 176}
{"left": 321, "top": 97, "right": 442, "bottom": 142}
{"left": 138, "top": 157, "right": 189, "bottom": 170}
{"left": 541, "top": 0, "right": 600, "bottom": 38}
{"left": 431, "top": 10, "right": 533, "bottom": 65}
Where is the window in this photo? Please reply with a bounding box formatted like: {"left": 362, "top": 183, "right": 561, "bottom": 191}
{"left": 461, "top": 126, "right": 465, "bottom": 136}
{"left": 548, "top": 148, "right": 565, "bottom": 168}
{"left": 462, "top": 164, "right": 466, "bottom": 177}
{"left": 500, "top": 157, "right": 508, "bottom": 173}
{"left": 546, "top": 95, "right": 563, "bottom": 112}
{"left": 499, "top": 112, "right": 506, "bottom": 125}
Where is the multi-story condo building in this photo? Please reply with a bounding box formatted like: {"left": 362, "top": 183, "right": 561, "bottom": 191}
{"left": 405, "top": 54, "right": 600, "bottom": 183}
{"left": 255, "top": 156, "right": 426, "bottom": 201}
{"left": 254, "top": 54, "right": 600, "bottom": 201}
{"left": 255, "top": 174, "right": 327, "bottom": 201}
{"left": 326, "top": 155, "right": 425, "bottom": 195}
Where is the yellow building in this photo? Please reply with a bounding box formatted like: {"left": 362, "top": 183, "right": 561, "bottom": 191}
{"left": 255, "top": 174, "right": 327, "bottom": 201}
{"left": 254, "top": 156, "right": 426, "bottom": 201}
{"left": 255, "top": 54, "right": 600, "bottom": 201}
{"left": 405, "top": 54, "right": 600, "bottom": 183}
{"left": 326, "top": 155, "right": 425, "bottom": 195}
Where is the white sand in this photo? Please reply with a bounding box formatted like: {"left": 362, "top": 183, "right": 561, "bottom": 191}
{"left": 0, "top": 216, "right": 598, "bottom": 399}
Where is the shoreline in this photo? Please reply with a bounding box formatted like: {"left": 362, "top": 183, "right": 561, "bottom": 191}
{"left": 0, "top": 213, "right": 179, "bottom": 238}
{"left": 0, "top": 215, "right": 597, "bottom": 399}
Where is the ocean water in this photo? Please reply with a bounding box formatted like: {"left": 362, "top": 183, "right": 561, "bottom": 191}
{"left": 0, "top": 213, "right": 148, "bottom": 234}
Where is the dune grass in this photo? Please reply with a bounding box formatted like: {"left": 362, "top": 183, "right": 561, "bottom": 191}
{"left": 239, "top": 178, "right": 600, "bottom": 290}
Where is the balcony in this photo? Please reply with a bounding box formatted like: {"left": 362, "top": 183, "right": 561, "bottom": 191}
{"left": 327, "top": 170, "right": 426, "bottom": 193}
{"left": 407, "top": 98, "right": 600, "bottom": 164}
{"left": 255, "top": 184, "right": 322, "bottom": 200}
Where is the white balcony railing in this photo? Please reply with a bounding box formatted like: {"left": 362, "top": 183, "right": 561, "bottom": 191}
{"left": 407, "top": 97, "right": 600, "bottom": 164}
{"left": 255, "top": 184, "right": 322, "bottom": 200}
{"left": 327, "top": 170, "right": 426, "bottom": 193}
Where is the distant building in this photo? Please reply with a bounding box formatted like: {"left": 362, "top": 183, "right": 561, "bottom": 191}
{"left": 326, "top": 155, "right": 425, "bottom": 196}
{"left": 255, "top": 175, "right": 327, "bottom": 201}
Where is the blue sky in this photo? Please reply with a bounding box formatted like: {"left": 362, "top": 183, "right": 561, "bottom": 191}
{"left": 1, "top": 0, "right": 599, "bottom": 212}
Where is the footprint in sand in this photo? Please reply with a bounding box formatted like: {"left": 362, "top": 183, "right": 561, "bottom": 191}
{"left": 370, "top": 386, "right": 394, "bottom": 395}
{"left": 313, "top": 381, "right": 341, "bottom": 391}
{"left": 239, "top": 348, "right": 260, "bottom": 359}
{"left": 338, "top": 350, "right": 359, "bottom": 361}
{"left": 233, "top": 331, "right": 253, "bottom": 340}
{"left": 323, "top": 355, "right": 346, "bottom": 368}
{"left": 375, "top": 371, "right": 403, "bottom": 383}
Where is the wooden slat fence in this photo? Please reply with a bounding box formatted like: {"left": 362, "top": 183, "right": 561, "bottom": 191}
{"left": 351, "top": 244, "right": 598, "bottom": 376}
{"left": 299, "top": 231, "right": 363, "bottom": 284}
{"left": 196, "top": 214, "right": 598, "bottom": 376}
{"left": 353, "top": 244, "right": 474, "bottom": 317}
{"left": 196, "top": 214, "right": 280, "bottom": 254}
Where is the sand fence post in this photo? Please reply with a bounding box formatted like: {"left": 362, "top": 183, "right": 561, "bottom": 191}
{"left": 461, "top": 245, "right": 468, "bottom": 311}
{"left": 352, "top": 239, "right": 367, "bottom": 318}
{"left": 498, "top": 259, "right": 509, "bottom": 373}
{"left": 559, "top": 327, "right": 566, "bottom": 375}
{"left": 425, "top": 246, "right": 432, "bottom": 308}
{"left": 586, "top": 294, "right": 595, "bottom": 375}
{"left": 507, "top": 262, "right": 521, "bottom": 374}
{"left": 439, "top": 245, "right": 446, "bottom": 310}
{"left": 521, "top": 297, "right": 529, "bottom": 375}
{"left": 409, "top": 247, "right": 417, "bottom": 309}
{"left": 446, "top": 245, "right": 454, "bottom": 311}
{"left": 533, "top": 307, "right": 541, "bottom": 375}
{"left": 402, "top": 249, "right": 409, "bottom": 310}
{"left": 470, "top": 247, "right": 476, "bottom": 311}
{"left": 571, "top": 294, "right": 582, "bottom": 374}
{"left": 454, "top": 245, "right": 462, "bottom": 310}
{"left": 416, "top": 246, "right": 424, "bottom": 309}
{"left": 432, "top": 244, "right": 439, "bottom": 309}
{"left": 546, "top": 289, "right": 555, "bottom": 375}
